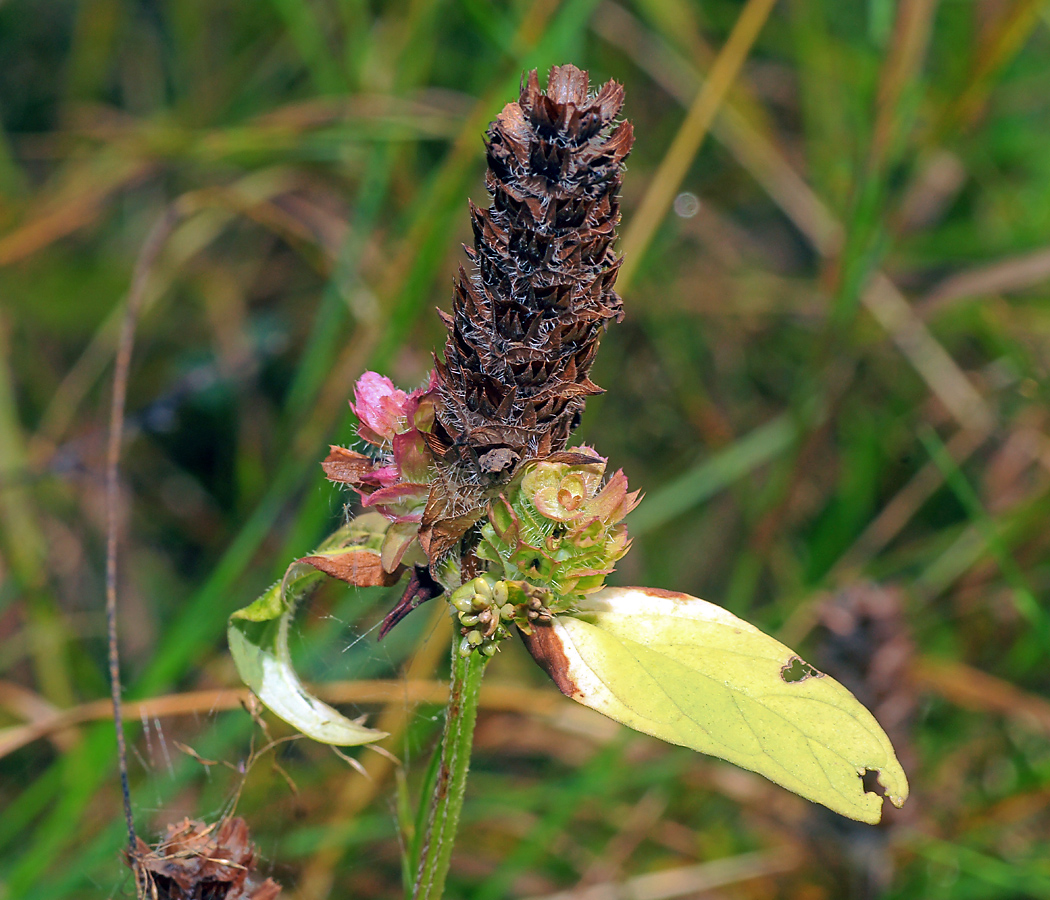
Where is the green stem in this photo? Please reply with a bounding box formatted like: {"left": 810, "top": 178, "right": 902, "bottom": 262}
{"left": 411, "top": 642, "right": 489, "bottom": 900}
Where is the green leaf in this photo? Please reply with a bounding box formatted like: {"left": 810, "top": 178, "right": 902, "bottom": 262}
{"left": 522, "top": 586, "right": 908, "bottom": 823}
{"left": 226, "top": 517, "right": 392, "bottom": 746}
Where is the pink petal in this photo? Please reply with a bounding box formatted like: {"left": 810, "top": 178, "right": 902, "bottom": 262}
{"left": 352, "top": 371, "right": 408, "bottom": 443}
{"left": 407, "top": 368, "right": 440, "bottom": 401}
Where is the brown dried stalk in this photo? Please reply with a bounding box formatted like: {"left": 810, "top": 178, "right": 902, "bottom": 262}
{"left": 320, "top": 66, "right": 634, "bottom": 599}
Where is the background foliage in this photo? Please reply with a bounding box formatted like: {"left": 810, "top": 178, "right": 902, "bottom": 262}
{"left": 2, "top": 0, "right": 1050, "bottom": 897}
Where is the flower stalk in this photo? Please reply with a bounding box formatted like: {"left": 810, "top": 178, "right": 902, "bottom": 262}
{"left": 410, "top": 643, "right": 490, "bottom": 900}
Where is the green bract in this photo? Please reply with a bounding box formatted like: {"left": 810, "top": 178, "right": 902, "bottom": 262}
{"left": 522, "top": 586, "right": 909, "bottom": 823}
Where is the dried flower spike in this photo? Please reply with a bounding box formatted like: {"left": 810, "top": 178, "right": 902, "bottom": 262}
{"left": 429, "top": 64, "right": 634, "bottom": 480}
{"left": 322, "top": 66, "right": 634, "bottom": 561}
{"left": 128, "top": 817, "right": 280, "bottom": 900}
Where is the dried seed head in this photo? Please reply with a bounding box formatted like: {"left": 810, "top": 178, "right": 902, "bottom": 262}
{"left": 128, "top": 817, "right": 281, "bottom": 900}
{"left": 430, "top": 64, "right": 634, "bottom": 481}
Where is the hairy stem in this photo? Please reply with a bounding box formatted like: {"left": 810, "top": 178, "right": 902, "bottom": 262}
{"left": 411, "top": 641, "right": 489, "bottom": 900}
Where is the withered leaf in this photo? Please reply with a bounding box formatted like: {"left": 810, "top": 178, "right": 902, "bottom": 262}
{"left": 378, "top": 565, "right": 445, "bottom": 640}
{"left": 321, "top": 446, "right": 376, "bottom": 484}
{"left": 299, "top": 549, "right": 401, "bottom": 587}
{"left": 417, "top": 483, "right": 487, "bottom": 560}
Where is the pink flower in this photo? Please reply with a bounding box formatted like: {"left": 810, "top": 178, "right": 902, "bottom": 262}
{"left": 351, "top": 372, "right": 409, "bottom": 444}
{"left": 351, "top": 371, "right": 441, "bottom": 447}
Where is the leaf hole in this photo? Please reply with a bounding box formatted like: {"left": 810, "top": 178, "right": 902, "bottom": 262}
{"left": 780, "top": 655, "right": 824, "bottom": 683}
{"left": 861, "top": 768, "right": 886, "bottom": 797}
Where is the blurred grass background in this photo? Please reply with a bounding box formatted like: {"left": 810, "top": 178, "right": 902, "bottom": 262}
{"left": 2, "top": 0, "right": 1050, "bottom": 897}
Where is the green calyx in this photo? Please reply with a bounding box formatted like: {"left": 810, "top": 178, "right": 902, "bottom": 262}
{"left": 475, "top": 451, "right": 641, "bottom": 612}
{"left": 448, "top": 452, "right": 640, "bottom": 656}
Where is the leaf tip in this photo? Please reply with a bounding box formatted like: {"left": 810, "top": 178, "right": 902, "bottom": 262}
{"left": 853, "top": 763, "right": 909, "bottom": 824}
{"left": 876, "top": 764, "right": 910, "bottom": 812}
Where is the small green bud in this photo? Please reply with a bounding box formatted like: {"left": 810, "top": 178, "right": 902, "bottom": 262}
{"left": 452, "top": 597, "right": 474, "bottom": 614}
{"left": 471, "top": 577, "right": 492, "bottom": 600}
{"left": 459, "top": 613, "right": 480, "bottom": 626}
{"left": 471, "top": 594, "right": 489, "bottom": 612}
{"left": 499, "top": 603, "right": 515, "bottom": 621}
{"left": 480, "top": 642, "right": 497, "bottom": 657}
{"left": 492, "top": 581, "right": 509, "bottom": 605}
{"left": 450, "top": 581, "right": 474, "bottom": 604}
{"left": 466, "top": 630, "right": 483, "bottom": 646}
{"left": 458, "top": 637, "right": 473, "bottom": 657}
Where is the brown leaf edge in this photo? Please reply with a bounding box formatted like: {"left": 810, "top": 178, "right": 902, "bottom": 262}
{"left": 518, "top": 622, "right": 580, "bottom": 699}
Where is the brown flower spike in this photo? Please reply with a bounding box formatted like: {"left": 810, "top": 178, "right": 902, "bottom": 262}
{"left": 326, "top": 65, "right": 635, "bottom": 563}
{"left": 428, "top": 64, "right": 634, "bottom": 480}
